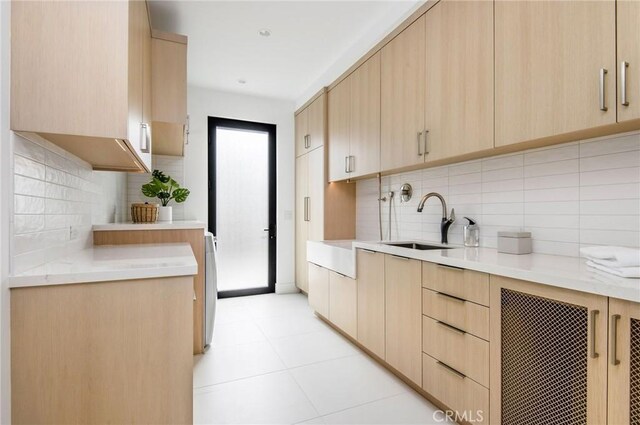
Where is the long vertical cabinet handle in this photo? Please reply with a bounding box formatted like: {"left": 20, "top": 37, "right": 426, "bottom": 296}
{"left": 417, "top": 132, "right": 423, "bottom": 156}
{"left": 599, "top": 69, "right": 608, "bottom": 112}
{"left": 140, "top": 123, "right": 151, "bottom": 153}
{"left": 621, "top": 61, "right": 630, "bottom": 106}
{"left": 345, "top": 156, "right": 351, "bottom": 174}
{"left": 349, "top": 156, "right": 355, "bottom": 174}
{"left": 304, "top": 197, "right": 310, "bottom": 222}
{"left": 590, "top": 310, "right": 600, "bottom": 359}
{"left": 424, "top": 130, "right": 430, "bottom": 155}
{"left": 611, "top": 314, "right": 621, "bottom": 365}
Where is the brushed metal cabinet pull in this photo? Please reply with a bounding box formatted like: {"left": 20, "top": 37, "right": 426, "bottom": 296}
{"left": 435, "top": 291, "right": 466, "bottom": 303}
{"left": 389, "top": 254, "right": 410, "bottom": 261}
{"left": 590, "top": 309, "right": 599, "bottom": 359}
{"left": 359, "top": 249, "right": 377, "bottom": 254}
{"left": 424, "top": 130, "right": 430, "bottom": 155}
{"left": 611, "top": 314, "right": 621, "bottom": 365}
{"left": 437, "top": 263, "right": 464, "bottom": 272}
{"left": 349, "top": 156, "right": 355, "bottom": 174}
{"left": 621, "top": 61, "right": 630, "bottom": 106}
{"left": 417, "top": 132, "right": 423, "bottom": 156}
{"left": 436, "top": 361, "right": 465, "bottom": 379}
{"left": 599, "top": 68, "right": 608, "bottom": 112}
{"left": 345, "top": 156, "right": 350, "bottom": 174}
{"left": 140, "top": 123, "right": 151, "bottom": 153}
{"left": 436, "top": 320, "right": 466, "bottom": 335}
{"left": 304, "top": 197, "right": 310, "bottom": 222}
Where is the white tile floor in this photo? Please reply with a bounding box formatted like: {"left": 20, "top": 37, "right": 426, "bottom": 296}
{"left": 194, "top": 293, "right": 445, "bottom": 424}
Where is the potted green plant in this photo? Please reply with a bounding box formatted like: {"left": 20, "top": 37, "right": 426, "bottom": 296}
{"left": 141, "top": 170, "right": 190, "bottom": 222}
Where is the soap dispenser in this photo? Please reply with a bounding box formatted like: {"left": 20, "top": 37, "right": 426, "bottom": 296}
{"left": 463, "top": 217, "right": 479, "bottom": 247}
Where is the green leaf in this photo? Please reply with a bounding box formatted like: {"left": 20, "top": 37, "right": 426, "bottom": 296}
{"left": 141, "top": 181, "right": 161, "bottom": 198}
{"left": 152, "top": 170, "right": 170, "bottom": 184}
{"left": 172, "top": 188, "right": 190, "bottom": 203}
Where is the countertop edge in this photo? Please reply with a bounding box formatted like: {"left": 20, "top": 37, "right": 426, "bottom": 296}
{"left": 92, "top": 221, "right": 207, "bottom": 231}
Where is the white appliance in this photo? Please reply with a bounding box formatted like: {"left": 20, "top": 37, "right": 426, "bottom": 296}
{"left": 204, "top": 232, "right": 218, "bottom": 349}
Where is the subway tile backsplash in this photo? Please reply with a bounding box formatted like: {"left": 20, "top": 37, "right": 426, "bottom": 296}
{"left": 11, "top": 135, "right": 127, "bottom": 273}
{"left": 356, "top": 132, "right": 640, "bottom": 257}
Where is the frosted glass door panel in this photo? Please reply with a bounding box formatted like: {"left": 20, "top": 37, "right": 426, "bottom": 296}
{"left": 216, "top": 128, "right": 269, "bottom": 292}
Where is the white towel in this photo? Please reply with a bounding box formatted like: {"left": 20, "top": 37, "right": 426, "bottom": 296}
{"left": 586, "top": 260, "right": 640, "bottom": 278}
{"left": 580, "top": 246, "right": 640, "bottom": 268}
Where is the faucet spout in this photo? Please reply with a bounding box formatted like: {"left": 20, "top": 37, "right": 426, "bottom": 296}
{"left": 416, "top": 192, "right": 455, "bottom": 244}
{"left": 417, "top": 192, "right": 447, "bottom": 217}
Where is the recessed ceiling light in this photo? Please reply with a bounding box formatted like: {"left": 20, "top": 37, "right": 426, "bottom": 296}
{"left": 237, "top": 79, "right": 247, "bottom": 84}
{"left": 258, "top": 28, "right": 271, "bottom": 37}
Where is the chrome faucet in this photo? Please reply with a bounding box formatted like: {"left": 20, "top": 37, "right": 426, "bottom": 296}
{"left": 417, "top": 192, "right": 456, "bottom": 244}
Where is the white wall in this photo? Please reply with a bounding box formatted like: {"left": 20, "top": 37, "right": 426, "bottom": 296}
{"left": 186, "top": 86, "right": 296, "bottom": 292}
{"left": 357, "top": 132, "right": 640, "bottom": 257}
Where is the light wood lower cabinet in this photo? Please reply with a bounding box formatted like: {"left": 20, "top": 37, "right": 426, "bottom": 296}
{"left": 490, "top": 275, "right": 608, "bottom": 425}
{"left": 422, "top": 288, "right": 489, "bottom": 341}
{"left": 385, "top": 254, "right": 422, "bottom": 385}
{"left": 329, "top": 271, "right": 357, "bottom": 339}
{"left": 308, "top": 262, "right": 329, "bottom": 318}
{"left": 608, "top": 298, "right": 640, "bottom": 425}
{"left": 356, "top": 249, "right": 385, "bottom": 359}
{"left": 11, "top": 276, "right": 194, "bottom": 424}
{"left": 422, "top": 261, "right": 489, "bottom": 307}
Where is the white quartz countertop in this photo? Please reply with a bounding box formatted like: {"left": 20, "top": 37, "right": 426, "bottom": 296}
{"left": 7, "top": 243, "right": 198, "bottom": 288}
{"left": 92, "top": 221, "right": 206, "bottom": 231}
{"left": 308, "top": 240, "right": 640, "bottom": 303}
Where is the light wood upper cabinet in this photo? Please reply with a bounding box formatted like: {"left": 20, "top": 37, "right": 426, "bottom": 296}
{"left": 385, "top": 254, "right": 422, "bottom": 385}
{"left": 349, "top": 52, "right": 381, "bottom": 178}
{"left": 608, "top": 298, "right": 640, "bottom": 425}
{"left": 617, "top": 0, "right": 640, "bottom": 123}
{"left": 380, "top": 15, "right": 426, "bottom": 172}
{"left": 425, "top": 0, "right": 493, "bottom": 161}
{"left": 495, "top": 0, "right": 616, "bottom": 147}
{"left": 296, "top": 94, "right": 325, "bottom": 157}
{"left": 11, "top": 0, "right": 152, "bottom": 172}
{"left": 151, "top": 30, "right": 188, "bottom": 156}
{"left": 356, "top": 249, "right": 385, "bottom": 359}
{"left": 295, "top": 109, "right": 309, "bottom": 158}
{"left": 328, "top": 79, "right": 351, "bottom": 182}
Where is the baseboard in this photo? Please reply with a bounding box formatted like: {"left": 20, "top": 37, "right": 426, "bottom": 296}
{"left": 275, "top": 282, "right": 299, "bottom": 294}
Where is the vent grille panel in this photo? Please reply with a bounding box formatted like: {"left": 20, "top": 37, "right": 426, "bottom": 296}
{"left": 501, "top": 289, "right": 588, "bottom": 425}
{"left": 631, "top": 318, "right": 640, "bottom": 425}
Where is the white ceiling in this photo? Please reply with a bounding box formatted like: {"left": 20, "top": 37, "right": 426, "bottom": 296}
{"left": 149, "top": 1, "right": 422, "bottom": 103}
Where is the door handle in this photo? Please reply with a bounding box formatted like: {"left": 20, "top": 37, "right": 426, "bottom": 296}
{"left": 590, "top": 309, "right": 599, "bottom": 359}
{"left": 610, "top": 314, "right": 621, "bottom": 366}
{"left": 424, "top": 130, "right": 430, "bottom": 155}
{"left": 621, "top": 61, "right": 629, "bottom": 106}
{"left": 304, "top": 197, "right": 310, "bottom": 222}
{"left": 140, "top": 123, "right": 151, "bottom": 153}
{"left": 417, "top": 131, "right": 423, "bottom": 156}
{"left": 345, "top": 156, "right": 350, "bottom": 174}
{"left": 599, "top": 69, "right": 608, "bottom": 112}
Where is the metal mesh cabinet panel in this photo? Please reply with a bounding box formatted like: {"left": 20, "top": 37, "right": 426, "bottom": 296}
{"left": 631, "top": 318, "right": 640, "bottom": 425}
{"left": 501, "top": 289, "right": 588, "bottom": 425}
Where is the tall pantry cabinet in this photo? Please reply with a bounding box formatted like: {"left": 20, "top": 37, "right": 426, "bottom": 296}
{"left": 295, "top": 92, "right": 356, "bottom": 292}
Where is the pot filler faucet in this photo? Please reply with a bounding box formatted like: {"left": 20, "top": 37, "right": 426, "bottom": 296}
{"left": 417, "top": 192, "right": 455, "bottom": 244}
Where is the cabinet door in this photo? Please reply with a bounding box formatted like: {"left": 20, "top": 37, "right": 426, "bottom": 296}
{"left": 307, "top": 147, "right": 325, "bottom": 241}
{"left": 490, "top": 275, "right": 608, "bottom": 425}
{"left": 151, "top": 35, "right": 187, "bottom": 125}
{"left": 357, "top": 249, "right": 385, "bottom": 359}
{"left": 495, "top": 0, "right": 616, "bottom": 147}
{"left": 329, "top": 271, "right": 357, "bottom": 339}
{"left": 328, "top": 78, "right": 351, "bottom": 182}
{"left": 617, "top": 0, "right": 640, "bottom": 123}
{"left": 349, "top": 52, "right": 381, "bottom": 178}
{"left": 381, "top": 15, "right": 426, "bottom": 172}
{"left": 295, "top": 109, "right": 309, "bottom": 158}
{"left": 385, "top": 254, "right": 422, "bottom": 385}
{"left": 295, "top": 155, "right": 309, "bottom": 292}
{"left": 140, "top": 2, "right": 153, "bottom": 169}
{"left": 425, "top": 0, "right": 493, "bottom": 161}
{"left": 307, "top": 94, "right": 325, "bottom": 151}
{"left": 308, "top": 263, "right": 329, "bottom": 318}
{"left": 608, "top": 298, "right": 640, "bottom": 425}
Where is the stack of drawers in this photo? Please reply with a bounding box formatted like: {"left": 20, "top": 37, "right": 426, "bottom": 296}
{"left": 421, "top": 262, "right": 490, "bottom": 424}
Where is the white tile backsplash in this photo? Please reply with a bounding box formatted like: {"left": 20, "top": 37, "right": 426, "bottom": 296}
{"left": 356, "top": 132, "right": 640, "bottom": 256}
{"left": 11, "top": 135, "right": 127, "bottom": 273}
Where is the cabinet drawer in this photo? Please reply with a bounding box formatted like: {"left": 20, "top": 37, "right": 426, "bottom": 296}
{"left": 422, "top": 262, "right": 489, "bottom": 306}
{"left": 422, "top": 316, "right": 489, "bottom": 387}
{"left": 422, "top": 288, "right": 489, "bottom": 340}
{"left": 329, "top": 271, "right": 357, "bottom": 339}
{"left": 422, "top": 354, "right": 489, "bottom": 425}
{"left": 308, "top": 263, "right": 329, "bottom": 318}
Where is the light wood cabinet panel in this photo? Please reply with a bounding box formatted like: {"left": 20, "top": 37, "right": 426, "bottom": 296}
{"left": 308, "top": 263, "right": 330, "bottom": 318}
{"left": 295, "top": 109, "right": 309, "bottom": 158}
{"left": 385, "top": 254, "right": 422, "bottom": 385}
{"left": 307, "top": 147, "right": 325, "bottom": 241}
{"left": 422, "top": 354, "right": 489, "bottom": 425}
{"left": 617, "top": 0, "right": 640, "bottom": 123}
{"left": 495, "top": 0, "right": 616, "bottom": 147}
{"left": 349, "top": 52, "right": 381, "bottom": 178}
{"left": 295, "top": 155, "right": 310, "bottom": 292}
{"left": 356, "top": 249, "right": 385, "bottom": 359}
{"left": 422, "top": 262, "right": 489, "bottom": 307}
{"left": 11, "top": 0, "right": 151, "bottom": 172}
{"left": 328, "top": 78, "right": 351, "bottom": 182}
{"left": 422, "top": 288, "right": 489, "bottom": 341}
{"left": 307, "top": 94, "right": 325, "bottom": 152}
{"left": 380, "top": 15, "right": 426, "bottom": 172}
{"left": 11, "top": 277, "right": 193, "bottom": 424}
{"left": 490, "top": 275, "right": 608, "bottom": 425}
{"left": 425, "top": 0, "right": 493, "bottom": 161}
{"left": 151, "top": 30, "right": 188, "bottom": 156}
{"left": 329, "top": 271, "right": 357, "bottom": 339}
{"left": 608, "top": 298, "right": 640, "bottom": 425}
